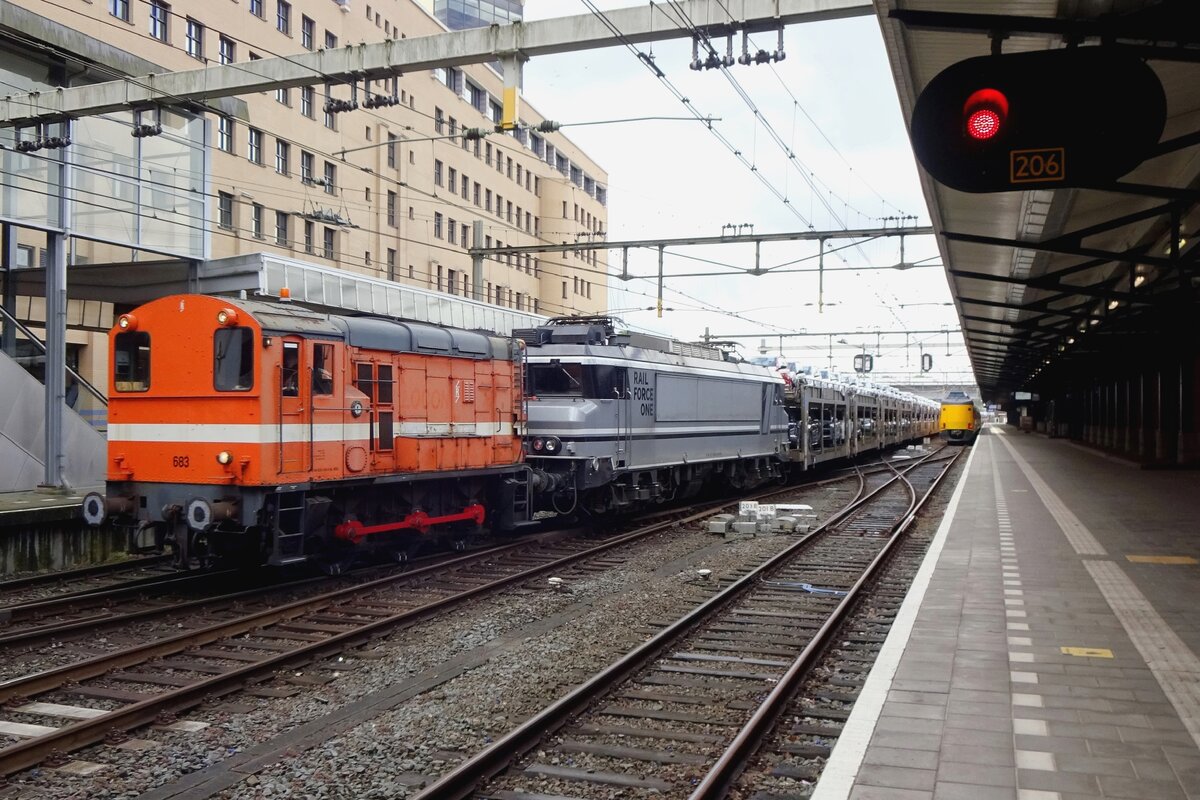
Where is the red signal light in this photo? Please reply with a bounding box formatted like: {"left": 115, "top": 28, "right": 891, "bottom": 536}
{"left": 963, "top": 88, "right": 1009, "bottom": 141}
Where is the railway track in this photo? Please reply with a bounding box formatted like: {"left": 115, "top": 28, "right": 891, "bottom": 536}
{"left": 0, "top": 471, "right": 850, "bottom": 780}
{"left": 0, "top": 555, "right": 175, "bottom": 609}
{"left": 411, "top": 448, "right": 961, "bottom": 800}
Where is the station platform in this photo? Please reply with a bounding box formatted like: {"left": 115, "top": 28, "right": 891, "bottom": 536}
{"left": 0, "top": 485, "right": 94, "bottom": 527}
{"left": 813, "top": 426, "right": 1200, "bottom": 800}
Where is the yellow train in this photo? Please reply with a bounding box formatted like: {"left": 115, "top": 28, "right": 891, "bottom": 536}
{"left": 939, "top": 391, "right": 982, "bottom": 445}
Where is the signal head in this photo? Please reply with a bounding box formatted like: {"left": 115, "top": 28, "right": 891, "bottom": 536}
{"left": 964, "top": 88, "right": 1008, "bottom": 141}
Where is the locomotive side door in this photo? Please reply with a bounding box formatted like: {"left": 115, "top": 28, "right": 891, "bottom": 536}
{"left": 353, "top": 360, "right": 396, "bottom": 471}
{"left": 278, "top": 339, "right": 309, "bottom": 475}
{"left": 309, "top": 341, "right": 343, "bottom": 477}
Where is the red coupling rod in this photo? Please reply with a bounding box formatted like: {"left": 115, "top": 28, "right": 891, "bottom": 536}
{"left": 334, "top": 503, "right": 487, "bottom": 543}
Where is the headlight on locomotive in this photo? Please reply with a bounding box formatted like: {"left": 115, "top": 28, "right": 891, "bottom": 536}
{"left": 527, "top": 436, "right": 562, "bottom": 454}
{"left": 216, "top": 450, "right": 233, "bottom": 465}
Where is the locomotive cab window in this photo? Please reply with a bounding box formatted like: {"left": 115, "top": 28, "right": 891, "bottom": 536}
{"left": 527, "top": 363, "right": 626, "bottom": 399}
{"left": 527, "top": 362, "right": 582, "bottom": 396}
{"left": 214, "top": 327, "right": 254, "bottom": 391}
{"left": 281, "top": 341, "right": 300, "bottom": 396}
{"left": 312, "top": 343, "right": 334, "bottom": 395}
{"left": 114, "top": 331, "right": 150, "bottom": 392}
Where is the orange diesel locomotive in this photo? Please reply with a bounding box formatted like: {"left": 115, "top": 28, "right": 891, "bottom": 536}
{"left": 83, "top": 295, "right": 528, "bottom": 568}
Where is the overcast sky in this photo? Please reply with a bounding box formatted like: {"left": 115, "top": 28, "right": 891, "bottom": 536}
{"left": 519, "top": 1, "right": 973, "bottom": 385}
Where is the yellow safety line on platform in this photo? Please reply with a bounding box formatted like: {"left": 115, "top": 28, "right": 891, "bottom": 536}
{"left": 1126, "top": 555, "right": 1198, "bottom": 565}
{"left": 1060, "top": 646, "right": 1114, "bottom": 658}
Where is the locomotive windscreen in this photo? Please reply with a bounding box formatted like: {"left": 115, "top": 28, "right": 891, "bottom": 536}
{"left": 527, "top": 363, "right": 627, "bottom": 398}
{"left": 214, "top": 327, "right": 255, "bottom": 391}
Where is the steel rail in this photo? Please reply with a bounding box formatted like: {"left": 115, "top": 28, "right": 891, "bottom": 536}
{"left": 0, "top": 568, "right": 245, "bottom": 625}
{"left": 688, "top": 447, "right": 963, "bottom": 798}
{"left": 0, "top": 556, "right": 170, "bottom": 594}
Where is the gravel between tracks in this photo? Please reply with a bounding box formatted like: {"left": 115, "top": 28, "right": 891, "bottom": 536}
{"left": 3, "top": 482, "right": 861, "bottom": 800}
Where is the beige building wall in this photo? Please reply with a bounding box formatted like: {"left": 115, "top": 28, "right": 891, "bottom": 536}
{"left": 10, "top": 0, "right": 609, "bottom": 321}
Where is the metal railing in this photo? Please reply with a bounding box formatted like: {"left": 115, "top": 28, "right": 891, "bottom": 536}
{"left": 0, "top": 305, "right": 107, "bottom": 432}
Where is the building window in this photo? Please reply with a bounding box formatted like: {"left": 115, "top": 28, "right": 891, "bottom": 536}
{"left": 251, "top": 203, "right": 264, "bottom": 238}
{"left": 218, "top": 116, "right": 233, "bottom": 153}
{"left": 434, "top": 160, "right": 443, "bottom": 187}
{"left": 323, "top": 227, "right": 335, "bottom": 259}
{"left": 218, "top": 35, "right": 235, "bottom": 64}
{"left": 434, "top": 107, "right": 444, "bottom": 134}
{"left": 473, "top": 183, "right": 480, "bottom": 206}
{"left": 185, "top": 19, "right": 204, "bottom": 59}
{"left": 386, "top": 133, "right": 397, "bottom": 168}
{"left": 275, "top": 140, "right": 289, "bottom": 175}
{"left": 485, "top": 143, "right": 492, "bottom": 166}
{"left": 218, "top": 192, "right": 234, "bottom": 229}
{"left": 300, "top": 151, "right": 314, "bottom": 183}
{"left": 276, "top": 87, "right": 290, "bottom": 106}
{"left": 301, "top": 15, "right": 314, "bottom": 49}
{"left": 485, "top": 189, "right": 492, "bottom": 212}
{"left": 386, "top": 248, "right": 396, "bottom": 281}
{"left": 300, "top": 86, "right": 314, "bottom": 118}
{"left": 448, "top": 218, "right": 457, "bottom": 246}
{"left": 249, "top": 0, "right": 263, "bottom": 17}
{"left": 468, "top": 82, "right": 485, "bottom": 112}
{"left": 433, "top": 213, "right": 443, "bottom": 239}
{"left": 303, "top": 220, "right": 314, "bottom": 253}
{"left": 248, "top": 128, "right": 262, "bottom": 164}
{"left": 490, "top": 101, "right": 502, "bottom": 125}
{"left": 323, "top": 161, "right": 336, "bottom": 194}
{"left": 448, "top": 167, "right": 457, "bottom": 192}
{"left": 325, "top": 31, "right": 338, "bottom": 49}
{"left": 461, "top": 175, "right": 469, "bottom": 200}
{"left": 109, "top": 0, "right": 130, "bottom": 22}
{"left": 149, "top": 1, "right": 169, "bottom": 41}
{"left": 516, "top": 164, "right": 522, "bottom": 185}
{"left": 461, "top": 223, "right": 470, "bottom": 248}
{"left": 276, "top": 0, "right": 291, "bottom": 35}
{"left": 275, "top": 211, "right": 289, "bottom": 246}
{"left": 323, "top": 84, "right": 336, "bottom": 130}
{"left": 386, "top": 191, "right": 396, "bottom": 227}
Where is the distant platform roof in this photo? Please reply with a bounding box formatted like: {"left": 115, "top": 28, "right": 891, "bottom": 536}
{"left": 8, "top": 251, "right": 546, "bottom": 336}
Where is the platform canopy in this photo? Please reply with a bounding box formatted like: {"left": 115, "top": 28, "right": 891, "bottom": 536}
{"left": 877, "top": 0, "right": 1200, "bottom": 403}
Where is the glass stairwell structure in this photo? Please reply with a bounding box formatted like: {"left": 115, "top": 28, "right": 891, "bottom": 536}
{"left": 0, "top": 307, "right": 106, "bottom": 491}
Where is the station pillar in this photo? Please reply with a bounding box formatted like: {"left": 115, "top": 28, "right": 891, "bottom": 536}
{"left": 1179, "top": 356, "right": 1200, "bottom": 465}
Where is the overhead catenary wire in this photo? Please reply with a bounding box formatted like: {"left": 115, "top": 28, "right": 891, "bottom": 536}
{"left": 3, "top": 1, "right": 930, "bottom": 332}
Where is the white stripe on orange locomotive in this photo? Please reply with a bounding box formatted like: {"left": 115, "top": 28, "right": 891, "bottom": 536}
{"left": 109, "top": 421, "right": 517, "bottom": 443}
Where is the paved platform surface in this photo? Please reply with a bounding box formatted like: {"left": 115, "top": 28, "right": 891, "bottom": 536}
{"left": 0, "top": 485, "right": 96, "bottom": 526}
{"left": 814, "top": 425, "right": 1200, "bottom": 800}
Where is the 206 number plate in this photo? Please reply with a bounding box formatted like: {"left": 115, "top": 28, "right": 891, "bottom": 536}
{"left": 1010, "top": 147, "right": 1065, "bottom": 184}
